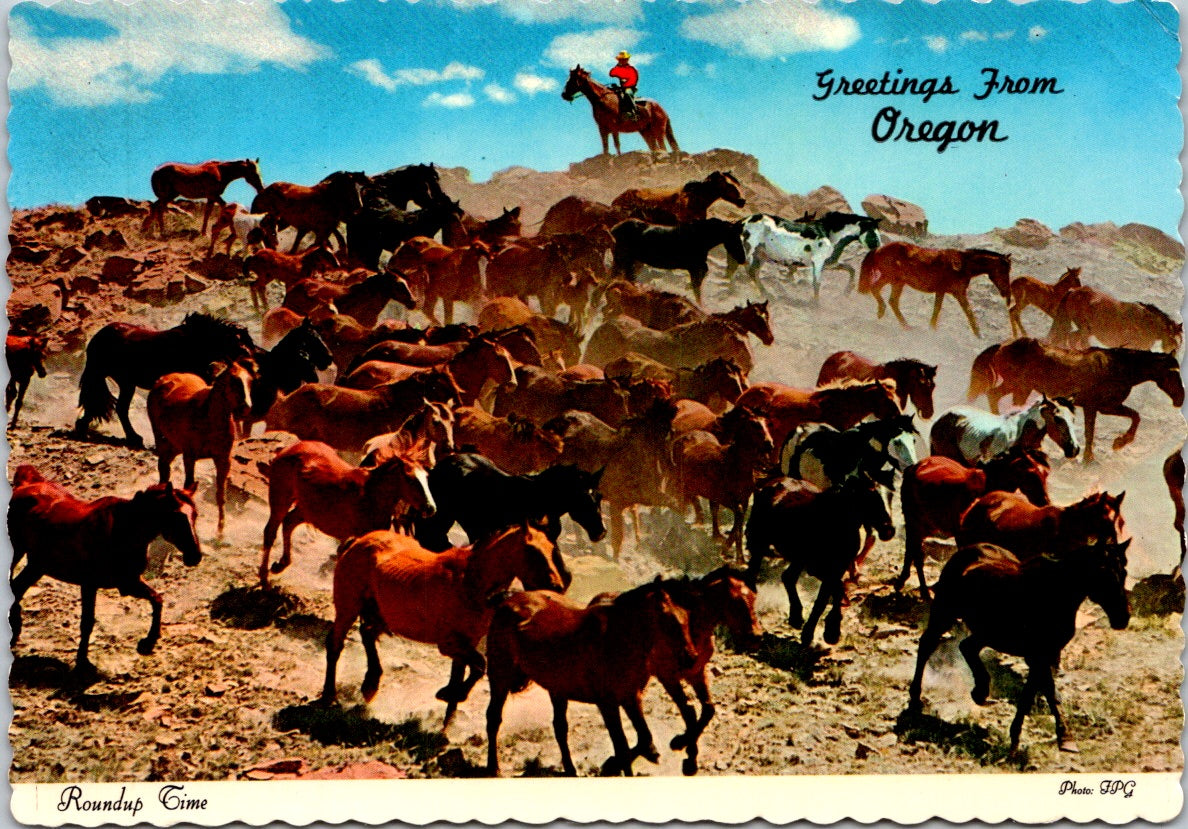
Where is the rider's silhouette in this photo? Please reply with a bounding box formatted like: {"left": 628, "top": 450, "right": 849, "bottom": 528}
{"left": 609, "top": 51, "right": 639, "bottom": 120}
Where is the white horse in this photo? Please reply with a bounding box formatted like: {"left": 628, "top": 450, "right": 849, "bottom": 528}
{"left": 208, "top": 202, "right": 268, "bottom": 256}
{"left": 929, "top": 396, "right": 1080, "bottom": 465}
{"left": 725, "top": 214, "right": 835, "bottom": 300}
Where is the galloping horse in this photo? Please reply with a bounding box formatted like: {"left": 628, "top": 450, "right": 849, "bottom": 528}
{"left": 908, "top": 540, "right": 1131, "bottom": 752}
{"left": 1007, "top": 267, "right": 1082, "bottom": 337}
{"left": 967, "top": 338, "right": 1184, "bottom": 461}
{"left": 243, "top": 319, "right": 334, "bottom": 433}
{"left": 1049, "top": 286, "right": 1182, "bottom": 353}
{"left": 929, "top": 397, "right": 1079, "bottom": 465}
{"left": 251, "top": 171, "right": 366, "bottom": 253}
{"left": 858, "top": 242, "right": 1013, "bottom": 337}
{"left": 10, "top": 470, "right": 202, "bottom": 675}
{"left": 143, "top": 158, "right": 264, "bottom": 237}
{"left": 74, "top": 314, "right": 256, "bottom": 448}
{"left": 957, "top": 490, "right": 1126, "bottom": 560}
{"left": 561, "top": 66, "right": 680, "bottom": 158}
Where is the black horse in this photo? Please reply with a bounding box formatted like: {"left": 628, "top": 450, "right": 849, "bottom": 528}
{"left": 745, "top": 474, "right": 895, "bottom": 645}
{"left": 347, "top": 197, "right": 466, "bottom": 270}
{"left": 908, "top": 540, "right": 1131, "bottom": 752}
{"left": 611, "top": 218, "right": 747, "bottom": 304}
{"left": 364, "top": 163, "right": 447, "bottom": 211}
{"left": 414, "top": 453, "right": 606, "bottom": 584}
{"left": 73, "top": 313, "right": 256, "bottom": 448}
{"left": 245, "top": 318, "right": 333, "bottom": 431}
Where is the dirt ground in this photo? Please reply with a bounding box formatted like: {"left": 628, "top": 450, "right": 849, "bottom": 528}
{"left": 7, "top": 151, "right": 1185, "bottom": 782}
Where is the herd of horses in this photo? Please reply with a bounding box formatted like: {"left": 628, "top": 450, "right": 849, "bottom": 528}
{"left": 6, "top": 144, "right": 1184, "bottom": 776}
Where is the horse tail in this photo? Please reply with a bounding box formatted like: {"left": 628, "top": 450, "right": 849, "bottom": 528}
{"left": 1047, "top": 295, "right": 1073, "bottom": 344}
{"left": 665, "top": 118, "right": 680, "bottom": 155}
{"left": 76, "top": 331, "right": 118, "bottom": 424}
{"left": 966, "top": 343, "right": 1000, "bottom": 402}
{"left": 857, "top": 249, "right": 880, "bottom": 295}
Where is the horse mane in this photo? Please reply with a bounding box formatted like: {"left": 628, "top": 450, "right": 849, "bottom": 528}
{"left": 1136, "top": 302, "right": 1178, "bottom": 326}
{"left": 816, "top": 377, "right": 898, "bottom": 394}
{"left": 965, "top": 248, "right": 1009, "bottom": 260}
{"left": 695, "top": 357, "right": 741, "bottom": 377}
{"left": 179, "top": 313, "right": 252, "bottom": 344}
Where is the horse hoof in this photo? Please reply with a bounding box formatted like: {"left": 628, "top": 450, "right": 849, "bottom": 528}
{"left": 681, "top": 757, "right": 698, "bottom": 776}
{"left": 971, "top": 687, "right": 990, "bottom": 706}
{"left": 823, "top": 617, "right": 842, "bottom": 644}
{"left": 270, "top": 561, "right": 288, "bottom": 574}
{"left": 1058, "top": 739, "right": 1080, "bottom": 753}
{"left": 361, "top": 679, "right": 380, "bottom": 703}
{"left": 126, "top": 437, "right": 145, "bottom": 450}
{"left": 136, "top": 638, "right": 157, "bottom": 656}
{"left": 435, "top": 686, "right": 466, "bottom": 704}
{"left": 670, "top": 733, "right": 689, "bottom": 751}
{"left": 639, "top": 745, "right": 659, "bottom": 764}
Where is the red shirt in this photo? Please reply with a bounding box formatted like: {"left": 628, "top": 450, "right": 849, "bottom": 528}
{"left": 609, "top": 64, "right": 638, "bottom": 88}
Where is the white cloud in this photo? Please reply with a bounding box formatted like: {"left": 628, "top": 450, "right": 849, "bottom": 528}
{"left": 349, "top": 59, "right": 484, "bottom": 91}
{"left": 543, "top": 27, "right": 651, "bottom": 68}
{"left": 924, "top": 35, "right": 950, "bottom": 53}
{"left": 443, "top": 0, "right": 645, "bottom": 25}
{"left": 704, "top": 62, "right": 718, "bottom": 79}
{"left": 679, "top": 1, "right": 859, "bottom": 58}
{"left": 673, "top": 61, "right": 692, "bottom": 77}
{"left": 893, "top": 36, "right": 911, "bottom": 46}
{"left": 424, "top": 91, "right": 476, "bottom": 108}
{"left": 1028, "top": 25, "right": 1049, "bottom": 40}
{"left": 514, "top": 71, "right": 560, "bottom": 95}
{"left": 10, "top": 2, "right": 327, "bottom": 107}
{"left": 961, "top": 30, "right": 989, "bottom": 42}
{"left": 484, "top": 83, "right": 516, "bottom": 104}
{"left": 994, "top": 30, "right": 1016, "bottom": 40}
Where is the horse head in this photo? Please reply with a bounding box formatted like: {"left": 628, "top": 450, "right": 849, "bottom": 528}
{"left": 241, "top": 158, "right": 265, "bottom": 193}
{"left": 634, "top": 581, "right": 698, "bottom": 672}
{"left": 987, "top": 446, "right": 1051, "bottom": 506}
{"left": 701, "top": 567, "right": 763, "bottom": 650}
{"left": 138, "top": 483, "right": 202, "bottom": 567}
{"left": 1038, "top": 395, "right": 1080, "bottom": 459}
{"left": 1084, "top": 538, "right": 1131, "bottom": 630}
{"left": 489, "top": 525, "right": 566, "bottom": 593}
{"left": 562, "top": 66, "right": 590, "bottom": 102}
{"left": 365, "top": 434, "right": 436, "bottom": 521}
{"left": 845, "top": 474, "right": 895, "bottom": 541}
{"left": 291, "top": 318, "right": 334, "bottom": 372}
{"left": 548, "top": 465, "right": 606, "bottom": 544}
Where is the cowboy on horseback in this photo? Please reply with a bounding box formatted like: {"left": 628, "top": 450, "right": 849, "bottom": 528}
{"left": 609, "top": 51, "right": 639, "bottom": 120}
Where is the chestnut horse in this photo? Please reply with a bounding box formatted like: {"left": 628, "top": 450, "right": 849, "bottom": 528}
{"left": 816, "top": 351, "right": 937, "bottom": 419}
{"left": 612, "top": 171, "right": 745, "bottom": 225}
{"left": 957, "top": 490, "right": 1126, "bottom": 559}
{"left": 282, "top": 271, "right": 417, "bottom": 327}
{"left": 6, "top": 333, "right": 48, "bottom": 428}
{"left": 245, "top": 247, "right": 341, "bottom": 313}
{"left": 485, "top": 580, "right": 697, "bottom": 776}
{"left": 604, "top": 354, "right": 746, "bottom": 413}
{"left": 10, "top": 470, "right": 202, "bottom": 675}
{"left": 454, "top": 407, "right": 564, "bottom": 474}
{"left": 323, "top": 525, "right": 566, "bottom": 725}
{"left": 143, "top": 158, "right": 264, "bottom": 237}
{"left": 734, "top": 379, "right": 902, "bottom": 450}
{"left": 147, "top": 359, "right": 256, "bottom": 535}
{"left": 561, "top": 65, "right": 679, "bottom": 158}
{"left": 258, "top": 438, "right": 434, "bottom": 587}
{"left": 1007, "top": 267, "right": 1082, "bottom": 338}
{"left": 342, "top": 337, "right": 515, "bottom": 406}
{"left": 251, "top": 171, "right": 366, "bottom": 253}
{"left": 1049, "top": 286, "right": 1182, "bottom": 353}
{"left": 538, "top": 195, "right": 630, "bottom": 236}
{"left": 895, "top": 448, "right": 1052, "bottom": 600}
{"left": 967, "top": 338, "right": 1184, "bottom": 461}
{"left": 908, "top": 540, "right": 1130, "bottom": 752}
{"left": 1166, "top": 450, "right": 1186, "bottom": 562}
{"left": 858, "top": 242, "right": 1013, "bottom": 337}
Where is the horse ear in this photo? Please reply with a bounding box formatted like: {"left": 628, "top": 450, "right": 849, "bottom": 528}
{"left": 209, "top": 361, "right": 228, "bottom": 377}
{"left": 1115, "top": 491, "right": 1125, "bottom": 507}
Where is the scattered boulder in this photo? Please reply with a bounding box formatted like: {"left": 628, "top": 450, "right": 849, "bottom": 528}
{"left": 801, "top": 186, "right": 853, "bottom": 218}
{"left": 31, "top": 209, "right": 86, "bottom": 231}
{"left": 125, "top": 274, "right": 188, "bottom": 306}
{"left": 9, "top": 244, "right": 55, "bottom": 265}
{"left": 188, "top": 254, "right": 245, "bottom": 282}
{"left": 84, "top": 229, "right": 128, "bottom": 252}
{"left": 57, "top": 245, "right": 90, "bottom": 271}
{"left": 861, "top": 194, "right": 928, "bottom": 238}
{"left": 70, "top": 273, "right": 102, "bottom": 294}
{"left": 86, "top": 196, "right": 148, "bottom": 219}
{"left": 1118, "top": 223, "right": 1184, "bottom": 261}
{"left": 998, "top": 218, "right": 1054, "bottom": 249}
{"left": 1059, "top": 221, "right": 1120, "bottom": 246}
{"left": 102, "top": 254, "right": 150, "bottom": 285}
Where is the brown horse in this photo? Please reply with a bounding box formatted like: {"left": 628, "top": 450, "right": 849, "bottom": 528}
{"left": 816, "top": 351, "right": 937, "bottom": 419}
{"left": 604, "top": 354, "right": 747, "bottom": 413}
{"left": 258, "top": 437, "right": 435, "bottom": 588}
{"left": 1166, "top": 450, "right": 1186, "bottom": 562}
{"left": 493, "top": 366, "right": 630, "bottom": 428}
{"left": 147, "top": 360, "right": 256, "bottom": 535}
{"left": 6, "top": 334, "right": 48, "bottom": 428}
{"left": 583, "top": 302, "right": 772, "bottom": 373}
{"left": 895, "top": 448, "right": 1052, "bottom": 599}
{"left": 342, "top": 337, "right": 515, "bottom": 406}
{"left": 454, "top": 406, "right": 564, "bottom": 475}
{"left": 1007, "top": 267, "right": 1082, "bottom": 337}
{"left": 908, "top": 540, "right": 1131, "bottom": 752}
{"left": 734, "top": 379, "right": 902, "bottom": 450}
{"left": 1050, "top": 286, "right": 1182, "bottom": 352}
{"left": 650, "top": 570, "right": 762, "bottom": 775}
{"left": 858, "top": 242, "right": 1013, "bottom": 337}
{"left": 323, "top": 526, "right": 566, "bottom": 725}
{"left": 538, "top": 195, "right": 630, "bottom": 236}
{"left": 485, "top": 580, "right": 697, "bottom": 776}
{"left": 251, "top": 171, "right": 365, "bottom": 253}
{"left": 561, "top": 66, "right": 680, "bottom": 158}
{"left": 282, "top": 271, "right": 417, "bottom": 327}
{"left": 601, "top": 399, "right": 681, "bottom": 558}
{"left": 957, "top": 490, "right": 1126, "bottom": 560}
{"left": 360, "top": 402, "right": 456, "bottom": 467}
{"left": 143, "top": 158, "right": 264, "bottom": 237}
{"left": 611, "top": 171, "right": 746, "bottom": 225}
{"left": 601, "top": 280, "right": 705, "bottom": 330}
{"left": 245, "top": 247, "right": 341, "bottom": 312}
{"left": 265, "top": 370, "right": 461, "bottom": 454}
{"left": 478, "top": 299, "right": 584, "bottom": 368}
{"left": 967, "top": 338, "right": 1185, "bottom": 461}
{"left": 461, "top": 206, "right": 522, "bottom": 246}
{"left": 10, "top": 471, "right": 202, "bottom": 674}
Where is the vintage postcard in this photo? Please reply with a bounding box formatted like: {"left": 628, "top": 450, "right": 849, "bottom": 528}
{"left": 4, "top": 0, "right": 1184, "bottom": 823}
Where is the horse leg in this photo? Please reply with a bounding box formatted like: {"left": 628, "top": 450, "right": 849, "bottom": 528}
{"left": 907, "top": 592, "right": 957, "bottom": 711}
{"left": 597, "top": 700, "right": 634, "bottom": 776}
{"left": 662, "top": 676, "right": 699, "bottom": 754}
{"left": 9, "top": 562, "right": 44, "bottom": 647}
{"left": 116, "top": 383, "right": 144, "bottom": 448}
{"left": 960, "top": 634, "right": 992, "bottom": 705}
{"left": 1008, "top": 665, "right": 1040, "bottom": 751}
{"left": 612, "top": 132, "right": 623, "bottom": 156}
{"left": 156, "top": 443, "right": 177, "bottom": 486}
{"left": 610, "top": 508, "right": 625, "bottom": 561}
{"left": 888, "top": 284, "right": 910, "bottom": 329}
{"left": 359, "top": 602, "right": 384, "bottom": 702}
{"left": 678, "top": 672, "right": 716, "bottom": 775}
{"left": 622, "top": 693, "right": 659, "bottom": 764}
{"left": 1082, "top": 408, "right": 1099, "bottom": 464}
{"left": 1101, "top": 402, "right": 1141, "bottom": 452}
{"left": 1032, "top": 657, "right": 1077, "bottom": 752}
{"left": 120, "top": 577, "right": 163, "bottom": 656}
{"left": 550, "top": 693, "right": 578, "bottom": 776}
{"left": 800, "top": 581, "right": 832, "bottom": 646}
{"left": 781, "top": 563, "right": 805, "bottom": 628}
{"left": 872, "top": 284, "right": 887, "bottom": 319}
{"left": 821, "top": 579, "right": 845, "bottom": 645}
{"left": 599, "top": 128, "right": 611, "bottom": 157}
{"left": 10, "top": 378, "right": 29, "bottom": 427}
{"left": 200, "top": 199, "right": 218, "bottom": 237}
{"left": 485, "top": 683, "right": 510, "bottom": 776}
{"left": 952, "top": 291, "right": 982, "bottom": 338}
{"left": 214, "top": 456, "right": 230, "bottom": 537}
{"left": 848, "top": 530, "right": 876, "bottom": 585}
{"left": 273, "top": 506, "right": 306, "bottom": 575}
{"left": 75, "top": 585, "right": 99, "bottom": 675}
{"left": 321, "top": 603, "right": 359, "bottom": 704}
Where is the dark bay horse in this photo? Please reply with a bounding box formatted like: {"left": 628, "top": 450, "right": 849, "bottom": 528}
{"left": 73, "top": 314, "right": 256, "bottom": 448}
{"left": 908, "top": 540, "right": 1131, "bottom": 752}
{"left": 858, "top": 242, "right": 1013, "bottom": 337}
{"left": 363, "top": 164, "right": 447, "bottom": 211}
{"left": 6, "top": 334, "right": 48, "bottom": 428}
{"left": 816, "top": 351, "right": 937, "bottom": 419}
{"left": 243, "top": 319, "right": 334, "bottom": 433}
{"left": 10, "top": 470, "right": 202, "bottom": 675}
{"left": 348, "top": 198, "right": 466, "bottom": 270}
{"left": 144, "top": 158, "right": 263, "bottom": 237}
{"left": 612, "top": 171, "right": 745, "bottom": 225}
{"left": 562, "top": 65, "right": 680, "bottom": 158}
{"left": 967, "top": 338, "right": 1184, "bottom": 461}
{"left": 252, "top": 171, "right": 366, "bottom": 253}
{"left": 611, "top": 218, "right": 746, "bottom": 303}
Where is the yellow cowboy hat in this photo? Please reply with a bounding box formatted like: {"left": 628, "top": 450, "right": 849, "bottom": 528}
{"left": 616, "top": 51, "right": 632, "bottom": 60}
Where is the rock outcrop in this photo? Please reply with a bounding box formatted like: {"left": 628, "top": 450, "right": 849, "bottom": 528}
{"left": 861, "top": 194, "right": 928, "bottom": 238}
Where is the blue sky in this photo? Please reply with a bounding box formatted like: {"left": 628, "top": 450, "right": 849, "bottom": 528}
{"left": 7, "top": 0, "right": 1183, "bottom": 236}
